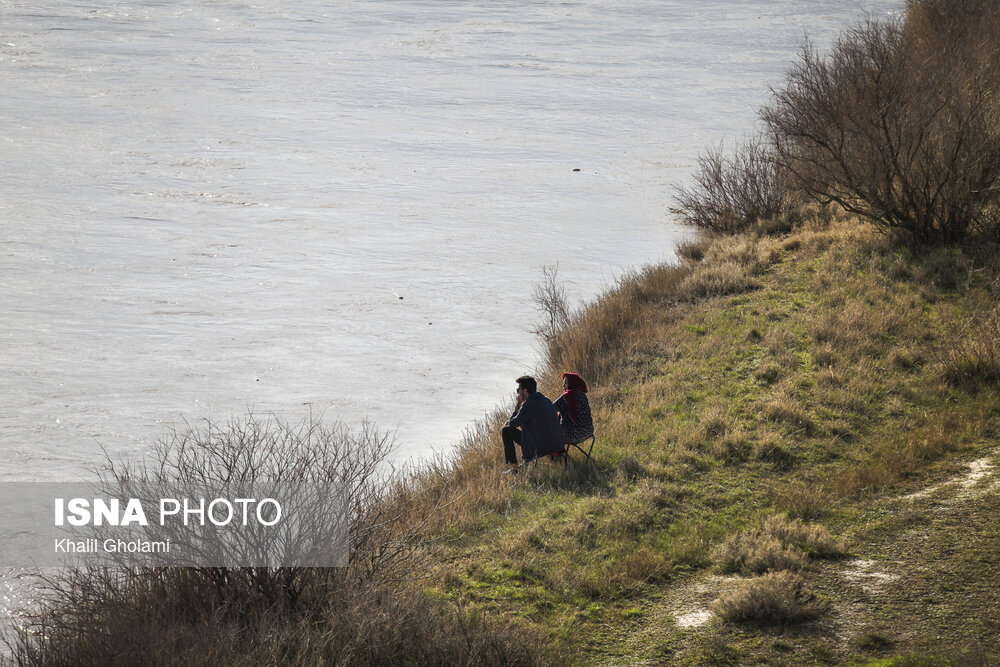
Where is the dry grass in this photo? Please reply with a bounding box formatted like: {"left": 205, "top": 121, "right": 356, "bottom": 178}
{"left": 940, "top": 299, "right": 1000, "bottom": 389}
{"left": 831, "top": 433, "right": 965, "bottom": 500}
{"left": 712, "top": 571, "right": 828, "bottom": 625}
{"left": 716, "top": 535, "right": 808, "bottom": 575}
{"left": 542, "top": 263, "right": 693, "bottom": 385}
{"left": 679, "top": 261, "right": 759, "bottom": 299}
{"left": 808, "top": 298, "right": 907, "bottom": 359}
{"left": 769, "top": 482, "right": 832, "bottom": 520}
{"left": 762, "top": 390, "right": 815, "bottom": 435}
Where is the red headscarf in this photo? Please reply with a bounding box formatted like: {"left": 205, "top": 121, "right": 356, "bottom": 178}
{"left": 560, "top": 372, "right": 588, "bottom": 421}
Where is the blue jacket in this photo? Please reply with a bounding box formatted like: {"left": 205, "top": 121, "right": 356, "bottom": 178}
{"left": 508, "top": 392, "right": 564, "bottom": 459}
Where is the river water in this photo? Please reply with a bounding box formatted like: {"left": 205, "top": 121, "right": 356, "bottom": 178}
{"left": 0, "top": 0, "right": 901, "bottom": 480}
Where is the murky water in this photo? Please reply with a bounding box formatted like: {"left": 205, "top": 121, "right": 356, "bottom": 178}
{"left": 1, "top": 0, "right": 901, "bottom": 479}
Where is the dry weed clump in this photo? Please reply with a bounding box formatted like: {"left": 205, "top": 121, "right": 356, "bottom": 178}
{"left": 676, "top": 237, "right": 708, "bottom": 263}
{"left": 679, "top": 261, "right": 759, "bottom": 300}
{"left": 703, "top": 235, "right": 783, "bottom": 270}
{"left": 761, "top": 514, "right": 843, "bottom": 558}
{"left": 715, "top": 534, "right": 807, "bottom": 575}
{"left": 753, "top": 433, "right": 797, "bottom": 470}
{"left": 544, "top": 264, "right": 691, "bottom": 383}
{"left": 762, "top": 391, "right": 815, "bottom": 435}
{"left": 940, "top": 305, "right": 1000, "bottom": 389}
{"left": 712, "top": 430, "right": 751, "bottom": 464}
{"left": 754, "top": 360, "right": 783, "bottom": 385}
{"left": 759, "top": 327, "right": 800, "bottom": 382}
{"left": 699, "top": 404, "right": 729, "bottom": 439}
{"left": 831, "top": 460, "right": 894, "bottom": 498}
{"left": 715, "top": 514, "right": 844, "bottom": 575}
{"left": 763, "top": 327, "right": 798, "bottom": 357}
{"left": 770, "top": 483, "right": 832, "bottom": 521}
{"left": 712, "top": 571, "right": 828, "bottom": 625}
{"left": 674, "top": 234, "right": 785, "bottom": 301}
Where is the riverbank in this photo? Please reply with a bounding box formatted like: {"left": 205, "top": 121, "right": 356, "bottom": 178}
{"left": 11, "top": 214, "right": 998, "bottom": 666}
{"left": 415, "top": 214, "right": 1000, "bottom": 665}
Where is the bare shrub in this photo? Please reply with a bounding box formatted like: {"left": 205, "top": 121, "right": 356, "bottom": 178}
{"left": 712, "top": 571, "right": 828, "bottom": 625}
{"left": 671, "top": 134, "right": 791, "bottom": 234}
{"left": 762, "top": 13, "right": 1000, "bottom": 244}
{"left": 6, "top": 414, "right": 547, "bottom": 666}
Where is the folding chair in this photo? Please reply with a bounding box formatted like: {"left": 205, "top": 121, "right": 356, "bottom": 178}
{"left": 543, "top": 432, "right": 597, "bottom": 470}
{"left": 564, "top": 434, "right": 596, "bottom": 465}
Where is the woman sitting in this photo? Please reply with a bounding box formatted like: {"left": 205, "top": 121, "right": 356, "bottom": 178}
{"left": 552, "top": 372, "right": 594, "bottom": 447}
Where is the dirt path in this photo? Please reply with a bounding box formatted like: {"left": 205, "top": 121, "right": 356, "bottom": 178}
{"left": 822, "top": 451, "right": 1000, "bottom": 661}
{"left": 618, "top": 451, "right": 1000, "bottom": 665}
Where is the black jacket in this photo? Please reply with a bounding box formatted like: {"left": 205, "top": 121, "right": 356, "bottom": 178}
{"left": 508, "top": 391, "right": 564, "bottom": 459}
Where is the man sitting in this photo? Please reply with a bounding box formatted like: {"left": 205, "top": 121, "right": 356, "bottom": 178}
{"left": 501, "top": 375, "right": 563, "bottom": 473}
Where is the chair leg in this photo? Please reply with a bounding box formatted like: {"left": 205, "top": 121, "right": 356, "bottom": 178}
{"left": 569, "top": 435, "right": 596, "bottom": 465}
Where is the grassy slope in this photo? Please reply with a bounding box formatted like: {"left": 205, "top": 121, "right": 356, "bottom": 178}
{"left": 419, "top": 217, "right": 1000, "bottom": 666}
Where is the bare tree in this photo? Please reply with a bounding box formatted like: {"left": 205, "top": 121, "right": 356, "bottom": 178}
{"left": 761, "top": 14, "right": 1000, "bottom": 243}
{"left": 529, "top": 263, "right": 572, "bottom": 342}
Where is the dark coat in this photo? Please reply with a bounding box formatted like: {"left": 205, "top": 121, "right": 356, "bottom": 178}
{"left": 553, "top": 390, "right": 594, "bottom": 445}
{"left": 507, "top": 392, "right": 563, "bottom": 459}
